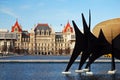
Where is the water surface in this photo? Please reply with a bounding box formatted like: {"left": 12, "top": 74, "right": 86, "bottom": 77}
{"left": 0, "top": 55, "right": 120, "bottom": 80}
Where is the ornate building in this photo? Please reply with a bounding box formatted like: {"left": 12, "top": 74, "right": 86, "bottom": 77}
{"left": 11, "top": 20, "right": 75, "bottom": 55}
{"left": 55, "top": 22, "right": 75, "bottom": 55}
{"left": 0, "top": 29, "right": 17, "bottom": 55}
{"left": 29, "top": 23, "right": 55, "bottom": 55}
{"left": 62, "top": 22, "right": 75, "bottom": 55}
{"left": 11, "top": 20, "right": 30, "bottom": 54}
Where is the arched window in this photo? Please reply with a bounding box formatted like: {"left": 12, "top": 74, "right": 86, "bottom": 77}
{"left": 40, "top": 30, "right": 41, "bottom": 35}
{"left": 44, "top": 30, "right": 46, "bottom": 35}
{"left": 41, "top": 30, "right": 44, "bottom": 35}
{"left": 49, "top": 31, "right": 51, "bottom": 35}
{"left": 14, "top": 28, "right": 18, "bottom": 32}
{"left": 37, "top": 30, "right": 39, "bottom": 34}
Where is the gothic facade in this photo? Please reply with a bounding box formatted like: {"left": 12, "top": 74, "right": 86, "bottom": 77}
{"left": 11, "top": 20, "right": 75, "bottom": 55}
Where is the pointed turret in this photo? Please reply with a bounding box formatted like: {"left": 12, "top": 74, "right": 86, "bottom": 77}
{"left": 11, "top": 20, "right": 22, "bottom": 32}
{"left": 62, "top": 21, "right": 73, "bottom": 33}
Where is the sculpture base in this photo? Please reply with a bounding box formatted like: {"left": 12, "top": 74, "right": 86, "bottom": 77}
{"left": 62, "top": 71, "right": 71, "bottom": 74}
{"left": 107, "top": 70, "right": 116, "bottom": 74}
{"left": 75, "top": 70, "right": 84, "bottom": 73}
{"left": 83, "top": 68, "right": 89, "bottom": 72}
{"left": 86, "top": 71, "right": 93, "bottom": 76}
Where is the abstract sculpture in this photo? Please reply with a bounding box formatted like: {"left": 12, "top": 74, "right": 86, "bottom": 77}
{"left": 62, "top": 11, "right": 120, "bottom": 75}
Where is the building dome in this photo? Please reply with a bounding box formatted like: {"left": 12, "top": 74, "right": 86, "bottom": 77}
{"left": 92, "top": 18, "right": 120, "bottom": 43}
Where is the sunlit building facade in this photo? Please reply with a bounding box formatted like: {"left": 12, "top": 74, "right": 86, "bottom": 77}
{"left": 11, "top": 20, "right": 30, "bottom": 54}
{"left": 10, "top": 20, "right": 75, "bottom": 55}
{"left": 29, "top": 23, "right": 56, "bottom": 55}
{"left": 0, "top": 29, "right": 17, "bottom": 55}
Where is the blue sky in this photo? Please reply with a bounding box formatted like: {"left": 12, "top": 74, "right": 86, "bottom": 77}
{"left": 0, "top": 0, "right": 120, "bottom": 32}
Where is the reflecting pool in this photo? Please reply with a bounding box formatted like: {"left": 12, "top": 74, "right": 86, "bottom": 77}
{"left": 0, "top": 55, "right": 120, "bottom": 80}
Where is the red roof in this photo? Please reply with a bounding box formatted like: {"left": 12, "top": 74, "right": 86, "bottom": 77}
{"left": 63, "top": 22, "right": 73, "bottom": 33}
{"left": 11, "top": 20, "right": 22, "bottom": 32}
{"left": 37, "top": 24, "right": 49, "bottom": 27}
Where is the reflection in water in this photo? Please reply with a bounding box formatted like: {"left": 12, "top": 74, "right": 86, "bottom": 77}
{"left": 63, "top": 73, "right": 120, "bottom": 80}
{"left": 0, "top": 56, "right": 120, "bottom": 80}
{"left": 75, "top": 74, "right": 98, "bottom": 80}
{"left": 111, "top": 74, "right": 115, "bottom": 80}
{"left": 64, "top": 75, "right": 76, "bottom": 80}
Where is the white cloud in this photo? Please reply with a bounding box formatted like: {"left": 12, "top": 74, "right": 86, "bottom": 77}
{"left": 0, "top": 7, "right": 19, "bottom": 18}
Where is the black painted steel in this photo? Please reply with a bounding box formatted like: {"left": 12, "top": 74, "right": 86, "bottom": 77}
{"left": 65, "top": 21, "right": 85, "bottom": 71}
{"left": 112, "top": 34, "right": 120, "bottom": 59}
{"left": 78, "top": 13, "right": 93, "bottom": 70}
{"left": 64, "top": 11, "right": 120, "bottom": 72}
{"left": 85, "top": 29, "right": 112, "bottom": 68}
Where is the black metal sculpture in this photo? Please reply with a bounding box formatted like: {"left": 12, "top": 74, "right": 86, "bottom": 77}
{"left": 112, "top": 34, "right": 120, "bottom": 60}
{"left": 78, "top": 12, "right": 95, "bottom": 71}
{"left": 62, "top": 11, "right": 120, "bottom": 74}
{"left": 85, "top": 29, "right": 112, "bottom": 69}
{"left": 64, "top": 11, "right": 91, "bottom": 72}
{"left": 64, "top": 18, "right": 85, "bottom": 72}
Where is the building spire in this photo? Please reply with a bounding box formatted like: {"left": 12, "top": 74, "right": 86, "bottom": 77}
{"left": 62, "top": 21, "right": 73, "bottom": 33}
{"left": 11, "top": 19, "right": 22, "bottom": 32}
